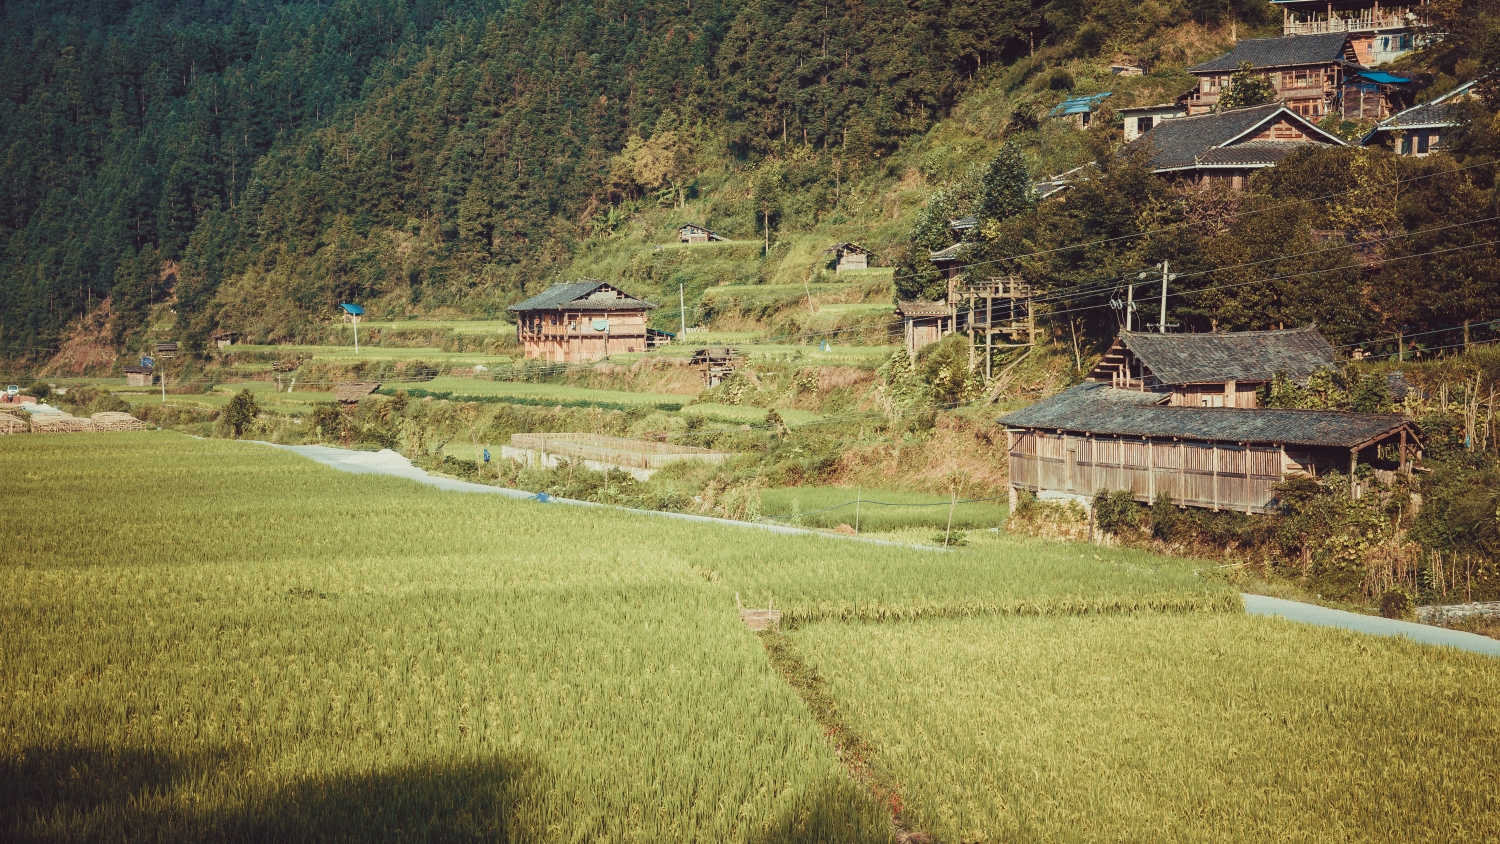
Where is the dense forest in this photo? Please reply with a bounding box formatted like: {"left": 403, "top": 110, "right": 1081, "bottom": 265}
{"left": 1, "top": 0, "right": 1497, "bottom": 364}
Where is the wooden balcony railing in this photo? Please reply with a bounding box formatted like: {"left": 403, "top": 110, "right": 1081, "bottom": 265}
{"left": 1284, "top": 14, "right": 1414, "bottom": 35}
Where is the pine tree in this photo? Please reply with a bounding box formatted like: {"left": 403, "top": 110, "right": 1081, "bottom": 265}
{"left": 977, "top": 139, "right": 1034, "bottom": 232}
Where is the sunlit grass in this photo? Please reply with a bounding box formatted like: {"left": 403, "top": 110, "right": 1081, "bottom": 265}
{"left": 792, "top": 613, "right": 1500, "bottom": 843}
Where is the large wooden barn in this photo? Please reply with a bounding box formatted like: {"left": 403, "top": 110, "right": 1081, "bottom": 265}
{"left": 1087, "top": 326, "right": 1338, "bottom": 408}
{"left": 1001, "top": 382, "right": 1418, "bottom": 514}
{"left": 509, "top": 281, "right": 657, "bottom": 363}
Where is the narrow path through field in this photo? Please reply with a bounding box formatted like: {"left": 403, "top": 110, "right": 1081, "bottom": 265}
{"left": 1243, "top": 594, "right": 1500, "bottom": 657}
{"left": 254, "top": 442, "right": 939, "bottom": 550}
{"left": 257, "top": 442, "right": 1500, "bottom": 657}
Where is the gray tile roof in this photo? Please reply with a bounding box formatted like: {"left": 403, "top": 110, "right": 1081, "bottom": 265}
{"left": 896, "top": 300, "right": 952, "bottom": 317}
{"left": 1130, "top": 104, "right": 1342, "bottom": 171}
{"left": 999, "top": 382, "right": 1412, "bottom": 448}
{"left": 508, "top": 280, "right": 656, "bottom": 312}
{"left": 1190, "top": 34, "right": 1354, "bottom": 73}
{"left": 929, "top": 242, "right": 967, "bottom": 262}
{"left": 1121, "top": 325, "right": 1337, "bottom": 385}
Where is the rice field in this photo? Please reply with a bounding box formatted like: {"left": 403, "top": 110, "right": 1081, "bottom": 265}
{"left": 789, "top": 613, "right": 1500, "bottom": 842}
{"left": 0, "top": 434, "right": 895, "bottom": 842}
{"left": 8, "top": 433, "right": 1494, "bottom": 843}
{"left": 760, "top": 486, "right": 1005, "bottom": 533}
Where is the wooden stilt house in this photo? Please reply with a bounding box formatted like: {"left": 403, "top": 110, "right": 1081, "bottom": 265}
{"left": 509, "top": 280, "right": 657, "bottom": 363}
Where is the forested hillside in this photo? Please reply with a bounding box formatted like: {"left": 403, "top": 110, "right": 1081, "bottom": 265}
{"left": 2, "top": 0, "right": 1497, "bottom": 366}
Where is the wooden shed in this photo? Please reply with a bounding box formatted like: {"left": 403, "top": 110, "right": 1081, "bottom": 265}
{"left": 124, "top": 365, "right": 154, "bottom": 387}
{"left": 1001, "top": 382, "right": 1419, "bottom": 514}
{"left": 154, "top": 342, "right": 179, "bottom": 358}
{"left": 690, "top": 347, "right": 743, "bottom": 387}
{"left": 213, "top": 332, "right": 238, "bottom": 349}
{"left": 824, "top": 242, "right": 872, "bottom": 273}
{"left": 1087, "top": 326, "right": 1338, "bottom": 408}
{"left": 895, "top": 300, "right": 956, "bottom": 356}
{"left": 508, "top": 280, "right": 657, "bottom": 362}
{"left": 677, "top": 224, "right": 726, "bottom": 244}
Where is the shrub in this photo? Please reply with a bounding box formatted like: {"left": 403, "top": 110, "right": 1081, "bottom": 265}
{"left": 1093, "top": 490, "right": 1143, "bottom": 536}
{"left": 1379, "top": 586, "right": 1415, "bottom": 619}
{"left": 221, "top": 389, "right": 260, "bottom": 438}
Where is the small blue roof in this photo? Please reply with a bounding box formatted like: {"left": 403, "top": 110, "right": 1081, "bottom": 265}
{"left": 340, "top": 303, "right": 365, "bottom": 315}
{"left": 1353, "top": 71, "right": 1411, "bottom": 85}
{"left": 1048, "top": 92, "right": 1112, "bottom": 118}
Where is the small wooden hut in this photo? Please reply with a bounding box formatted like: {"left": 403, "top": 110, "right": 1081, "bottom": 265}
{"left": 677, "top": 224, "right": 726, "bottom": 244}
{"left": 895, "top": 300, "right": 956, "bottom": 355}
{"left": 124, "top": 365, "right": 154, "bottom": 387}
{"left": 690, "top": 347, "right": 743, "bottom": 387}
{"left": 824, "top": 242, "right": 872, "bottom": 273}
{"left": 213, "top": 332, "right": 238, "bottom": 349}
{"left": 155, "top": 342, "right": 179, "bottom": 358}
{"left": 509, "top": 280, "right": 657, "bottom": 362}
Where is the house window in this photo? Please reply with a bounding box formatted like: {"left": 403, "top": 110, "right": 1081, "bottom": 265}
{"left": 1400, "top": 135, "right": 1411, "bottom": 155}
{"left": 1381, "top": 36, "right": 1390, "bottom": 51}
{"left": 1416, "top": 132, "right": 1430, "bottom": 154}
{"left": 1080, "top": 112, "right": 1092, "bottom": 128}
{"left": 1136, "top": 116, "right": 1154, "bottom": 134}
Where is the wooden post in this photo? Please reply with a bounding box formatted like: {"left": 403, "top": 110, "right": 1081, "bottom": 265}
{"left": 1350, "top": 449, "right": 1358, "bottom": 498}
{"left": 1400, "top": 428, "right": 1409, "bottom": 475}
{"left": 944, "top": 490, "right": 957, "bottom": 548}
{"left": 855, "top": 487, "right": 861, "bottom": 535}
{"left": 1212, "top": 443, "right": 1220, "bottom": 512}
{"left": 1146, "top": 438, "right": 1155, "bottom": 501}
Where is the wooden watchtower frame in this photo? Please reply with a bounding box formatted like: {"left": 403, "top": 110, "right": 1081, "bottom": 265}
{"left": 952, "top": 275, "right": 1036, "bottom": 378}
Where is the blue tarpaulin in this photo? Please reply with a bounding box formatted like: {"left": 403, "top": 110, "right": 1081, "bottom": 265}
{"left": 340, "top": 303, "right": 365, "bottom": 315}
{"left": 1048, "top": 92, "right": 1112, "bottom": 117}
{"left": 1353, "top": 71, "right": 1410, "bottom": 85}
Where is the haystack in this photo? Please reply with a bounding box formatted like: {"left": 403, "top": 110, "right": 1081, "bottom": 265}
{"left": 29, "top": 414, "right": 93, "bottom": 433}
{"left": 0, "top": 413, "right": 27, "bottom": 434}
{"left": 91, "top": 411, "right": 148, "bottom": 431}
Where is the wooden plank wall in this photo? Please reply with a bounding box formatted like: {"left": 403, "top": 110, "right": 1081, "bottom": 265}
{"left": 1009, "top": 431, "right": 1287, "bottom": 513}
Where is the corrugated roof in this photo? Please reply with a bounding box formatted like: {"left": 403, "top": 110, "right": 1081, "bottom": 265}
{"left": 1352, "top": 70, "right": 1411, "bottom": 85}
{"left": 508, "top": 281, "right": 657, "bottom": 312}
{"left": 1131, "top": 103, "right": 1343, "bottom": 171}
{"left": 1190, "top": 34, "right": 1354, "bottom": 73}
{"left": 999, "top": 382, "right": 1411, "bottom": 448}
{"left": 1122, "top": 326, "right": 1337, "bottom": 385}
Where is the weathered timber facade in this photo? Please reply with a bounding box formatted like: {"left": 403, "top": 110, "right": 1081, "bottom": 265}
{"left": 124, "top": 366, "right": 153, "bottom": 387}
{"left": 509, "top": 281, "right": 657, "bottom": 363}
{"left": 1002, "top": 382, "right": 1419, "bottom": 513}
{"left": 895, "top": 300, "right": 957, "bottom": 355}
{"left": 1275, "top": 0, "right": 1429, "bottom": 64}
{"left": 825, "top": 242, "right": 871, "bottom": 273}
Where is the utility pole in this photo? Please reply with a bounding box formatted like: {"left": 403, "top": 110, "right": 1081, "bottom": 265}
{"left": 1125, "top": 284, "right": 1135, "bottom": 331}
{"left": 1159, "top": 260, "right": 1169, "bottom": 334}
{"left": 352, "top": 311, "right": 359, "bottom": 355}
{"left": 679, "top": 283, "right": 686, "bottom": 337}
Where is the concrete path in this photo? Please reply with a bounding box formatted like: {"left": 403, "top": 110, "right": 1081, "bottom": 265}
{"left": 1243, "top": 594, "right": 1500, "bottom": 657}
{"left": 255, "top": 442, "right": 939, "bottom": 550}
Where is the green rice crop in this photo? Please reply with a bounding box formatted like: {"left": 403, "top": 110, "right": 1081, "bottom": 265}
{"left": 713, "top": 538, "right": 1240, "bottom": 626}
{"left": 0, "top": 433, "right": 898, "bottom": 842}
{"left": 759, "top": 486, "right": 1005, "bottom": 533}
{"left": 791, "top": 613, "right": 1500, "bottom": 843}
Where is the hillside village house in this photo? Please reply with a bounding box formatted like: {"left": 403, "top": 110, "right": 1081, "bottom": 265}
{"left": 895, "top": 300, "right": 960, "bottom": 355}
{"left": 1048, "top": 93, "right": 1113, "bottom": 128}
{"left": 1088, "top": 326, "right": 1338, "bottom": 408}
{"left": 825, "top": 242, "right": 872, "bottom": 273}
{"left": 1362, "top": 81, "right": 1476, "bottom": 156}
{"left": 1274, "top": 0, "right": 1429, "bottom": 64}
{"left": 1186, "top": 33, "right": 1358, "bottom": 117}
{"left": 509, "top": 280, "right": 657, "bottom": 362}
{"left": 1120, "top": 103, "right": 1187, "bottom": 141}
{"left": 1002, "top": 326, "right": 1417, "bottom": 514}
{"left": 1129, "top": 102, "right": 1346, "bottom": 188}
{"left": 124, "top": 365, "right": 153, "bottom": 387}
{"left": 677, "top": 223, "right": 725, "bottom": 243}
